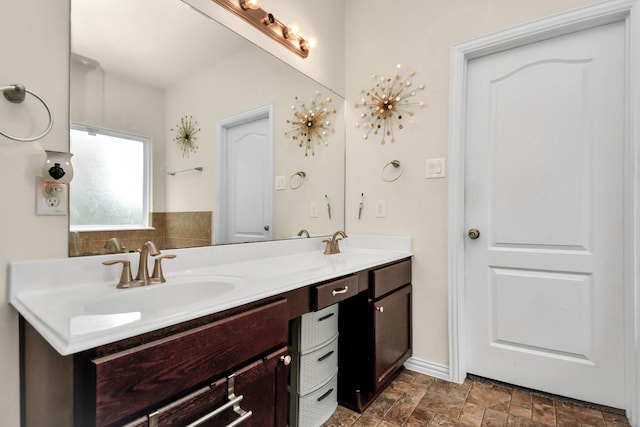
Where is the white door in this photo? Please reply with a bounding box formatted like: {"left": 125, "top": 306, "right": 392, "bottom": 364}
{"left": 464, "top": 21, "right": 625, "bottom": 408}
{"left": 216, "top": 107, "right": 273, "bottom": 244}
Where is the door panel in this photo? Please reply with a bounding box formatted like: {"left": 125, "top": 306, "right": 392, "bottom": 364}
{"left": 464, "top": 21, "right": 625, "bottom": 408}
{"left": 219, "top": 114, "right": 273, "bottom": 244}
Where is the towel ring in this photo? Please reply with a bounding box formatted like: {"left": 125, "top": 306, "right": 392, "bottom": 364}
{"left": 289, "top": 171, "right": 306, "bottom": 189}
{"left": 382, "top": 160, "right": 403, "bottom": 182}
{"left": 0, "top": 84, "right": 54, "bottom": 142}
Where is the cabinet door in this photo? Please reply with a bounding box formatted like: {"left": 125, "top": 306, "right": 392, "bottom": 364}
{"left": 124, "top": 347, "right": 289, "bottom": 427}
{"left": 372, "top": 284, "right": 412, "bottom": 391}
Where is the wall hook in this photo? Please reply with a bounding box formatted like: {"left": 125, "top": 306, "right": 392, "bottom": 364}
{"left": 0, "top": 84, "right": 53, "bottom": 142}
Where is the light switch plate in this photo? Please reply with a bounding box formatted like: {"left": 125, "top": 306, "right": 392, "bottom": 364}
{"left": 425, "top": 158, "right": 446, "bottom": 179}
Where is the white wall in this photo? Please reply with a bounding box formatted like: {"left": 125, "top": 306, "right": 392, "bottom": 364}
{"left": 0, "top": 1, "right": 611, "bottom": 426}
{"left": 0, "top": 0, "right": 70, "bottom": 424}
{"left": 343, "top": 0, "right": 599, "bottom": 367}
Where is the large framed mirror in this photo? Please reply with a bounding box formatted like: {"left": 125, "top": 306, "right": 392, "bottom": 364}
{"left": 69, "top": 0, "right": 345, "bottom": 256}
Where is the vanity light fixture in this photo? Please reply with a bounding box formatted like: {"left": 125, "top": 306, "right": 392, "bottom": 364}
{"left": 36, "top": 150, "right": 74, "bottom": 216}
{"left": 211, "top": 0, "right": 312, "bottom": 58}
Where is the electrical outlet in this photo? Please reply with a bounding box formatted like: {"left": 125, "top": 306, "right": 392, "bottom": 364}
{"left": 36, "top": 177, "right": 68, "bottom": 216}
{"left": 274, "top": 175, "right": 286, "bottom": 190}
{"left": 375, "top": 200, "right": 386, "bottom": 218}
{"left": 310, "top": 202, "right": 318, "bottom": 218}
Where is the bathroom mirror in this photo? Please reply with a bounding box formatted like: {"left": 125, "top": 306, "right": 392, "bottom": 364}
{"left": 69, "top": 0, "right": 345, "bottom": 256}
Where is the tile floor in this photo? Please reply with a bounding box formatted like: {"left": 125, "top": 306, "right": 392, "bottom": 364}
{"left": 322, "top": 370, "right": 630, "bottom": 427}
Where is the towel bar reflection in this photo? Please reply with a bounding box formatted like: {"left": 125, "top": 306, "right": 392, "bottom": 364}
{"left": 0, "top": 84, "right": 53, "bottom": 142}
{"left": 167, "top": 167, "right": 203, "bottom": 176}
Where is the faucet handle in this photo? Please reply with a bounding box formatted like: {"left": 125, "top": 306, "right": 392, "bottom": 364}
{"left": 102, "top": 260, "right": 135, "bottom": 289}
{"left": 151, "top": 254, "right": 177, "bottom": 283}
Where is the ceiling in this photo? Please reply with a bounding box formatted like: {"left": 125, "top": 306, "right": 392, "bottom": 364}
{"left": 71, "top": 0, "right": 251, "bottom": 88}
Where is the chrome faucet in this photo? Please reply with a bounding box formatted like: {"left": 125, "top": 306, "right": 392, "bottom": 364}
{"left": 323, "top": 230, "right": 348, "bottom": 255}
{"left": 135, "top": 241, "right": 161, "bottom": 285}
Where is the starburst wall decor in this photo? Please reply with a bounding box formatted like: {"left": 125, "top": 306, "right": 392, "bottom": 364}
{"left": 171, "top": 115, "right": 201, "bottom": 158}
{"left": 355, "top": 64, "right": 425, "bottom": 144}
{"left": 285, "top": 92, "right": 336, "bottom": 156}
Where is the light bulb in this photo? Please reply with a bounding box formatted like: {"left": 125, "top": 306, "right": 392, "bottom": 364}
{"left": 288, "top": 22, "right": 301, "bottom": 36}
{"left": 241, "top": 0, "right": 261, "bottom": 10}
{"left": 306, "top": 35, "right": 318, "bottom": 49}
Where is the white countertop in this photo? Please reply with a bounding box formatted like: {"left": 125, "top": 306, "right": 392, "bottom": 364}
{"left": 8, "top": 235, "right": 411, "bottom": 355}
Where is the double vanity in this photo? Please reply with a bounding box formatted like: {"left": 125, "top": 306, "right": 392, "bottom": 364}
{"left": 9, "top": 235, "right": 412, "bottom": 426}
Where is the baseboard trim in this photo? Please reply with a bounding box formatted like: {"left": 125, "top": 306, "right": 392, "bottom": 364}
{"left": 403, "top": 357, "right": 452, "bottom": 382}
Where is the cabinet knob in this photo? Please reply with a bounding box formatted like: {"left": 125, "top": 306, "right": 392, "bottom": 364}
{"left": 376, "top": 306, "right": 384, "bottom": 313}
{"left": 280, "top": 355, "right": 292, "bottom": 366}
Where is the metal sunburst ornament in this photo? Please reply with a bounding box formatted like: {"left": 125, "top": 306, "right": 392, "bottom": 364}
{"left": 355, "top": 64, "right": 425, "bottom": 144}
{"left": 285, "top": 92, "right": 336, "bottom": 156}
{"left": 171, "top": 115, "right": 201, "bottom": 158}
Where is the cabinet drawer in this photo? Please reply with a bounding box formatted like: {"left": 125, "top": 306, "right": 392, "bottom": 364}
{"left": 298, "top": 373, "right": 338, "bottom": 427}
{"left": 300, "top": 304, "right": 338, "bottom": 352}
{"left": 315, "top": 275, "right": 358, "bottom": 310}
{"left": 371, "top": 259, "right": 411, "bottom": 299}
{"left": 92, "top": 299, "right": 288, "bottom": 427}
{"left": 298, "top": 334, "right": 339, "bottom": 395}
{"left": 124, "top": 347, "right": 288, "bottom": 427}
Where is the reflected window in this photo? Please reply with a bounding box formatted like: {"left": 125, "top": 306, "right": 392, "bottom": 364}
{"left": 70, "top": 124, "right": 150, "bottom": 231}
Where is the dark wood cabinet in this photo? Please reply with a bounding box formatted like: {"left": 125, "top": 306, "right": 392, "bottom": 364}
{"left": 373, "top": 284, "right": 412, "bottom": 391}
{"left": 123, "top": 346, "right": 289, "bottom": 427}
{"left": 73, "top": 299, "right": 289, "bottom": 427}
{"left": 20, "top": 258, "right": 412, "bottom": 426}
{"left": 338, "top": 259, "right": 412, "bottom": 412}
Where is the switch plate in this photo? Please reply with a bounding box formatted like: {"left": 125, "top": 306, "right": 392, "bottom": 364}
{"left": 274, "top": 175, "right": 286, "bottom": 190}
{"left": 310, "top": 202, "right": 318, "bottom": 218}
{"left": 425, "top": 158, "right": 446, "bottom": 179}
{"left": 36, "top": 177, "right": 68, "bottom": 216}
{"left": 375, "top": 200, "right": 386, "bottom": 218}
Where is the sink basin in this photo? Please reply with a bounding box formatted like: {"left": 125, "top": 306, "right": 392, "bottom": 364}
{"left": 83, "top": 278, "right": 236, "bottom": 316}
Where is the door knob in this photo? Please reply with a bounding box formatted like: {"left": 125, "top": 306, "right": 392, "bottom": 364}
{"left": 468, "top": 228, "right": 480, "bottom": 239}
{"left": 264, "top": 225, "right": 270, "bottom": 231}
{"left": 280, "top": 355, "right": 292, "bottom": 366}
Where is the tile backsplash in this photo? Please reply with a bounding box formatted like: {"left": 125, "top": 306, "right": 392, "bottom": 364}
{"left": 69, "top": 211, "right": 212, "bottom": 256}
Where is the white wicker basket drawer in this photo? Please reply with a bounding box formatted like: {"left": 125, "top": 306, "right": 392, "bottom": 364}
{"left": 300, "top": 304, "right": 338, "bottom": 352}
{"left": 298, "top": 373, "right": 338, "bottom": 427}
{"left": 299, "top": 335, "right": 338, "bottom": 395}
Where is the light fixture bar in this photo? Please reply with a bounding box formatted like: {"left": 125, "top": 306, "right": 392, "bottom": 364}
{"left": 211, "top": 0, "right": 309, "bottom": 58}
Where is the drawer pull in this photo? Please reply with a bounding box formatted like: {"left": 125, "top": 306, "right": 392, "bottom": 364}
{"left": 185, "top": 374, "right": 253, "bottom": 427}
{"left": 317, "top": 350, "right": 335, "bottom": 362}
{"left": 317, "top": 387, "right": 334, "bottom": 402}
{"left": 331, "top": 286, "right": 349, "bottom": 296}
{"left": 376, "top": 306, "right": 384, "bottom": 313}
{"left": 318, "top": 312, "right": 335, "bottom": 322}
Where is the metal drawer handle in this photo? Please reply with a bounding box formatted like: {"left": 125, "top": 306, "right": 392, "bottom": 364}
{"left": 185, "top": 374, "right": 253, "bottom": 427}
{"left": 331, "top": 285, "right": 349, "bottom": 296}
{"left": 317, "top": 350, "right": 335, "bottom": 362}
{"left": 376, "top": 306, "right": 384, "bottom": 313}
{"left": 318, "top": 312, "right": 335, "bottom": 322}
{"left": 317, "top": 388, "right": 334, "bottom": 402}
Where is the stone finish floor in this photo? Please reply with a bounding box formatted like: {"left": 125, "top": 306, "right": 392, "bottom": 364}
{"left": 322, "top": 370, "right": 630, "bottom": 427}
